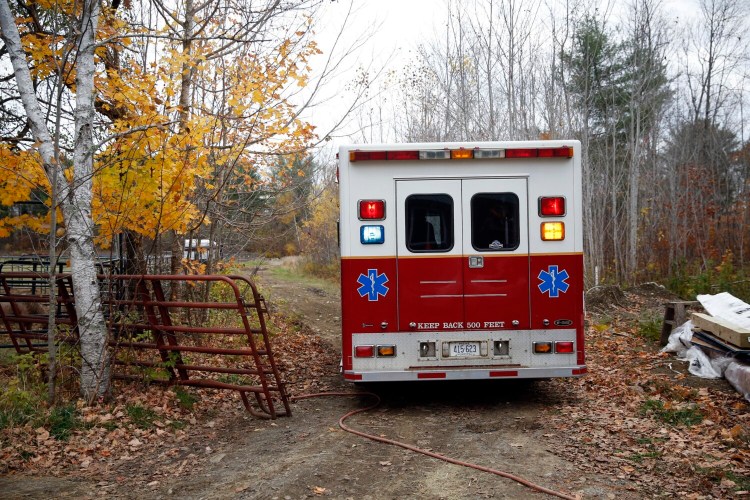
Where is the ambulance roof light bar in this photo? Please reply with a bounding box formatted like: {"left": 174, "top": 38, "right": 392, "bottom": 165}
{"left": 349, "top": 146, "right": 572, "bottom": 162}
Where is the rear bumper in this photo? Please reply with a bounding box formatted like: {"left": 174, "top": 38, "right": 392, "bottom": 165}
{"left": 343, "top": 365, "right": 587, "bottom": 382}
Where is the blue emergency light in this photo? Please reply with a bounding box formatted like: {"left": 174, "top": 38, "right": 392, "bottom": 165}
{"left": 360, "top": 225, "right": 384, "bottom": 244}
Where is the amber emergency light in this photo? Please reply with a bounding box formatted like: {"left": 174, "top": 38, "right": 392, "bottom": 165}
{"left": 541, "top": 222, "right": 565, "bottom": 241}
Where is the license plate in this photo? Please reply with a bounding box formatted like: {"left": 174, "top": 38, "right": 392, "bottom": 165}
{"left": 449, "top": 342, "right": 480, "bottom": 356}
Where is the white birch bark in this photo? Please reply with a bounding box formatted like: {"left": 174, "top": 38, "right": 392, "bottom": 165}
{"left": 0, "top": 0, "right": 111, "bottom": 401}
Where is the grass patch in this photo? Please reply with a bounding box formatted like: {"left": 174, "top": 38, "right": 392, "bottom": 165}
{"left": 217, "top": 374, "right": 253, "bottom": 386}
{"left": 627, "top": 449, "right": 662, "bottom": 463}
{"left": 126, "top": 403, "right": 157, "bottom": 429}
{"left": 47, "top": 404, "right": 80, "bottom": 441}
{"left": 265, "top": 263, "right": 338, "bottom": 292}
{"left": 637, "top": 316, "right": 662, "bottom": 343}
{"left": 635, "top": 436, "right": 667, "bottom": 446}
{"left": 0, "top": 382, "right": 46, "bottom": 430}
{"left": 101, "top": 421, "right": 118, "bottom": 432}
{"left": 695, "top": 466, "right": 750, "bottom": 492}
{"left": 627, "top": 436, "right": 666, "bottom": 462}
{"left": 0, "top": 370, "right": 47, "bottom": 429}
{"left": 726, "top": 471, "right": 750, "bottom": 491}
{"left": 168, "top": 419, "right": 186, "bottom": 430}
{"left": 640, "top": 399, "right": 703, "bottom": 426}
{"left": 173, "top": 387, "right": 199, "bottom": 411}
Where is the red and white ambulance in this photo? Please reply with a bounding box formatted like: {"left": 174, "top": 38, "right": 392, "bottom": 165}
{"left": 338, "top": 140, "right": 585, "bottom": 382}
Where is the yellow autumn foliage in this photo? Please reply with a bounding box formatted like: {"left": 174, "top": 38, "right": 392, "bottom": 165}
{"left": 1, "top": 2, "right": 320, "bottom": 247}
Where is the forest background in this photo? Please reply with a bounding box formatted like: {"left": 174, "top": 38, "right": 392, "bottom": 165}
{"left": 1, "top": 0, "right": 749, "bottom": 302}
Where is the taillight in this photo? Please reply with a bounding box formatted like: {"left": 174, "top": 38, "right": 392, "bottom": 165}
{"left": 354, "top": 345, "right": 374, "bottom": 357}
{"left": 541, "top": 222, "right": 565, "bottom": 241}
{"left": 359, "top": 200, "right": 385, "bottom": 220}
{"left": 555, "top": 341, "right": 574, "bottom": 353}
{"left": 539, "top": 197, "right": 566, "bottom": 216}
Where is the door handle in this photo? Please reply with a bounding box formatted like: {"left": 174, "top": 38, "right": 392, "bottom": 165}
{"left": 468, "top": 256, "right": 484, "bottom": 268}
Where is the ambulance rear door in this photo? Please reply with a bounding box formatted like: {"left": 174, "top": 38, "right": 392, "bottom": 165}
{"left": 395, "top": 177, "right": 529, "bottom": 331}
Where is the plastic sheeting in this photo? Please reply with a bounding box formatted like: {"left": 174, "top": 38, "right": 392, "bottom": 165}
{"left": 661, "top": 319, "right": 750, "bottom": 402}
{"left": 661, "top": 320, "right": 694, "bottom": 357}
{"left": 685, "top": 346, "right": 722, "bottom": 379}
{"left": 725, "top": 362, "right": 750, "bottom": 402}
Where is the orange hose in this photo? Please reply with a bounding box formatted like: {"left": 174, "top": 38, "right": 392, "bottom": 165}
{"left": 291, "top": 392, "right": 578, "bottom": 500}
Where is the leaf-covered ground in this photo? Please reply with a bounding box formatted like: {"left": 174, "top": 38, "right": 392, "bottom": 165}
{"left": 549, "top": 285, "right": 750, "bottom": 497}
{"left": 0, "top": 317, "right": 338, "bottom": 484}
{"left": 1, "top": 280, "right": 748, "bottom": 498}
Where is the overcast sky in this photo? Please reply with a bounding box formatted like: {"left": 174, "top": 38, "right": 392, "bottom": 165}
{"left": 303, "top": 0, "right": 703, "bottom": 150}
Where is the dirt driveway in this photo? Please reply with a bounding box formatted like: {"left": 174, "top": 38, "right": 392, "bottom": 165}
{"left": 157, "top": 259, "right": 626, "bottom": 499}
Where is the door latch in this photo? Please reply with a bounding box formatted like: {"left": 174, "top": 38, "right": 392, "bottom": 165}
{"left": 468, "top": 256, "right": 484, "bottom": 268}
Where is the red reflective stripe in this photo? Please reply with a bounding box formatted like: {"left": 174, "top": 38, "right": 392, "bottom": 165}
{"left": 489, "top": 370, "right": 519, "bottom": 377}
{"left": 505, "top": 148, "right": 538, "bottom": 158}
{"left": 417, "top": 372, "right": 446, "bottom": 379}
{"left": 344, "top": 373, "right": 363, "bottom": 380}
{"left": 387, "top": 150, "right": 420, "bottom": 161}
{"left": 572, "top": 367, "right": 587, "bottom": 375}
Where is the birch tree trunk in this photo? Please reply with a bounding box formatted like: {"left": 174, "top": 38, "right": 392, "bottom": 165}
{"left": 0, "top": 0, "right": 111, "bottom": 401}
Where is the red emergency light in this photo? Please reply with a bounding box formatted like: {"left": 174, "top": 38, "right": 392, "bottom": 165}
{"left": 505, "top": 148, "right": 538, "bottom": 158}
{"left": 387, "top": 150, "right": 420, "bottom": 161}
{"left": 539, "top": 196, "right": 566, "bottom": 216}
{"left": 359, "top": 200, "right": 385, "bottom": 220}
{"left": 538, "top": 147, "right": 574, "bottom": 158}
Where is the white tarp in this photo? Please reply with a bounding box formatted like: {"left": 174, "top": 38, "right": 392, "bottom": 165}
{"left": 662, "top": 292, "right": 750, "bottom": 401}
{"left": 696, "top": 292, "right": 750, "bottom": 330}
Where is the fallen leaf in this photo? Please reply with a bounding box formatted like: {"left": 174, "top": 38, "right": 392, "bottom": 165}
{"left": 35, "top": 428, "right": 50, "bottom": 442}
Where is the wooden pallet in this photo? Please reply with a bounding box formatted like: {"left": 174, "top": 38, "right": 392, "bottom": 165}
{"left": 691, "top": 312, "right": 750, "bottom": 349}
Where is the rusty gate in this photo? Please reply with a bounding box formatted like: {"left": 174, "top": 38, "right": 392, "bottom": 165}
{"left": 0, "top": 272, "right": 290, "bottom": 419}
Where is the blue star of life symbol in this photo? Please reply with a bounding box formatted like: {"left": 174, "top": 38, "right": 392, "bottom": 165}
{"left": 357, "top": 269, "right": 389, "bottom": 301}
{"left": 537, "top": 265, "right": 570, "bottom": 298}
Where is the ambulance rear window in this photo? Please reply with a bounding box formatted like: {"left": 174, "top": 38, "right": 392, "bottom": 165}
{"left": 405, "top": 194, "right": 453, "bottom": 252}
{"left": 471, "top": 193, "right": 519, "bottom": 251}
